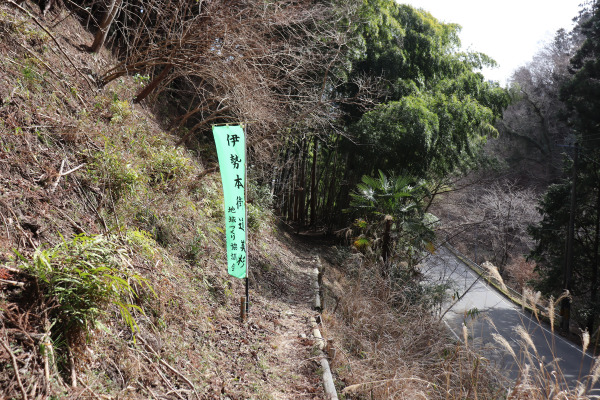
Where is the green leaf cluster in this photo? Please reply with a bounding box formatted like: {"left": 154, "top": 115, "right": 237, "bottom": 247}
{"left": 19, "top": 234, "right": 152, "bottom": 341}
{"left": 349, "top": 170, "right": 437, "bottom": 257}
{"left": 342, "top": 0, "right": 510, "bottom": 179}
{"left": 272, "top": 0, "right": 510, "bottom": 232}
{"left": 350, "top": 170, "right": 421, "bottom": 216}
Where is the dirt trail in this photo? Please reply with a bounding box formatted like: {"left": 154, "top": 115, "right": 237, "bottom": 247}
{"left": 243, "top": 227, "right": 334, "bottom": 399}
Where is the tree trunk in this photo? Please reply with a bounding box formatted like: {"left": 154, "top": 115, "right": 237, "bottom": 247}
{"left": 281, "top": 166, "right": 292, "bottom": 218}
{"left": 287, "top": 184, "right": 294, "bottom": 221}
{"left": 561, "top": 145, "right": 578, "bottom": 332}
{"left": 297, "top": 139, "right": 308, "bottom": 226}
{"left": 335, "top": 152, "right": 353, "bottom": 223}
{"left": 134, "top": 64, "right": 173, "bottom": 103}
{"left": 587, "top": 184, "right": 600, "bottom": 334}
{"left": 275, "top": 147, "right": 291, "bottom": 215}
{"left": 317, "top": 147, "right": 333, "bottom": 219}
{"left": 292, "top": 159, "right": 299, "bottom": 222}
{"left": 382, "top": 215, "right": 393, "bottom": 263}
{"left": 310, "top": 137, "right": 318, "bottom": 227}
{"left": 324, "top": 166, "right": 336, "bottom": 225}
{"left": 321, "top": 138, "right": 341, "bottom": 217}
{"left": 325, "top": 151, "right": 343, "bottom": 226}
{"left": 89, "top": 0, "right": 122, "bottom": 53}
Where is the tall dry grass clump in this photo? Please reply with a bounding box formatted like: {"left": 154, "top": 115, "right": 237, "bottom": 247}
{"left": 476, "top": 270, "right": 597, "bottom": 399}
{"left": 491, "top": 291, "right": 599, "bottom": 399}
{"left": 481, "top": 261, "right": 508, "bottom": 292}
{"left": 326, "top": 248, "right": 600, "bottom": 399}
{"left": 324, "top": 253, "right": 505, "bottom": 399}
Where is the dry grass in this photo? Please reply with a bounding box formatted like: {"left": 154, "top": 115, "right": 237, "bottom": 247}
{"left": 321, "top": 252, "right": 505, "bottom": 399}
{"left": 481, "top": 261, "right": 508, "bottom": 292}
{"left": 322, "top": 246, "right": 600, "bottom": 399}
{"left": 486, "top": 274, "right": 597, "bottom": 399}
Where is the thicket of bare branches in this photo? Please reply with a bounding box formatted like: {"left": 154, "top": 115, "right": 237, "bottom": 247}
{"left": 435, "top": 180, "right": 540, "bottom": 274}
{"left": 86, "top": 0, "right": 361, "bottom": 167}
{"left": 477, "top": 182, "right": 539, "bottom": 268}
{"left": 494, "top": 28, "right": 584, "bottom": 184}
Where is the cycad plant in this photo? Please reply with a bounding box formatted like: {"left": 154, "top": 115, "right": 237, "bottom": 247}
{"left": 351, "top": 171, "right": 417, "bottom": 215}
{"left": 349, "top": 170, "right": 437, "bottom": 265}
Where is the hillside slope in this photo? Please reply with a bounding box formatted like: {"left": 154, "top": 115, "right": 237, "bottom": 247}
{"left": 0, "top": 3, "right": 327, "bottom": 398}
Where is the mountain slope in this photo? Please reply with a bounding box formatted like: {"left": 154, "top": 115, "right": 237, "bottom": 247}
{"left": 0, "top": 3, "right": 327, "bottom": 398}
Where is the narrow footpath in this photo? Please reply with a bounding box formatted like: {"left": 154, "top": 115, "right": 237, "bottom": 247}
{"left": 247, "top": 227, "right": 336, "bottom": 399}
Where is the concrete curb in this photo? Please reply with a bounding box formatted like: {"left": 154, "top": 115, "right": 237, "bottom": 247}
{"left": 310, "top": 256, "right": 338, "bottom": 400}
{"left": 443, "top": 242, "right": 526, "bottom": 305}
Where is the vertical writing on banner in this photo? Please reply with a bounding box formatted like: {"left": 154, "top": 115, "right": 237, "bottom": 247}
{"left": 212, "top": 125, "right": 247, "bottom": 279}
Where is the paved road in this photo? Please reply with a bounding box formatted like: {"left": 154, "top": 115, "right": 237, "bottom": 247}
{"left": 422, "top": 245, "right": 599, "bottom": 396}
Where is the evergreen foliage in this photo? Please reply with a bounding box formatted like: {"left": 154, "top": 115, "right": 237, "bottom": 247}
{"left": 275, "top": 0, "right": 510, "bottom": 226}
{"left": 529, "top": 1, "right": 600, "bottom": 333}
{"left": 19, "top": 234, "right": 151, "bottom": 341}
{"left": 349, "top": 170, "right": 437, "bottom": 265}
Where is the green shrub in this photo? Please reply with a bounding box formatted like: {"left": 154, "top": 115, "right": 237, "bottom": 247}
{"left": 133, "top": 74, "right": 150, "bottom": 85}
{"left": 21, "top": 60, "right": 42, "bottom": 88}
{"left": 126, "top": 228, "right": 160, "bottom": 261}
{"left": 248, "top": 180, "right": 273, "bottom": 209}
{"left": 353, "top": 236, "right": 371, "bottom": 253}
{"left": 185, "top": 228, "right": 207, "bottom": 264}
{"left": 92, "top": 152, "right": 141, "bottom": 198}
{"left": 145, "top": 146, "right": 192, "bottom": 186}
{"left": 246, "top": 181, "right": 274, "bottom": 232}
{"left": 109, "top": 99, "right": 132, "bottom": 124}
{"left": 19, "top": 234, "right": 152, "bottom": 341}
{"left": 133, "top": 209, "right": 175, "bottom": 247}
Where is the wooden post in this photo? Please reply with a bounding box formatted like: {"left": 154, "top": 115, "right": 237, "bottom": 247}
{"left": 245, "top": 277, "right": 249, "bottom": 315}
{"left": 240, "top": 296, "right": 246, "bottom": 322}
{"left": 313, "top": 267, "right": 322, "bottom": 312}
{"left": 326, "top": 339, "right": 336, "bottom": 361}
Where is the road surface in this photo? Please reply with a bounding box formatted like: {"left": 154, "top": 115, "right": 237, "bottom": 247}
{"left": 422, "top": 245, "right": 599, "bottom": 396}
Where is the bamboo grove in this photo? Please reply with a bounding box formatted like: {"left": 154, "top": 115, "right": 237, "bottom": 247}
{"left": 268, "top": 0, "right": 510, "bottom": 230}
{"left": 75, "top": 0, "right": 510, "bottom": 230}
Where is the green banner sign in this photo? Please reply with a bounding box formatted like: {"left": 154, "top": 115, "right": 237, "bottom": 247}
{"left": 213, "top": 125, "right": 247, "bottom": 279}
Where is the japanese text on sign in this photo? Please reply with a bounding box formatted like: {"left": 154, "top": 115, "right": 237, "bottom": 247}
{"left": 212, "top": 125, "right": 247, "bottom": 279}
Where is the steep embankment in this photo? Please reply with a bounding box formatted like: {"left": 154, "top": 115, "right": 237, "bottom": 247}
{"left": 0, "top": 3, "right": 327, "bottom": 398}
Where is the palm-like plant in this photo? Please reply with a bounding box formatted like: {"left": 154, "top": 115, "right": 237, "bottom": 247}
{"left": 351, "top": 171, "right": 417, "bottom": 216}
{"left": 349, "top": 170, "right": 437, "bottom": 261}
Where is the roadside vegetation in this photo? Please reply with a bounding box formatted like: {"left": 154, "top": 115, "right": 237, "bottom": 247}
{"left": 434, "top": 2, "right": 600, "bottom": 342}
